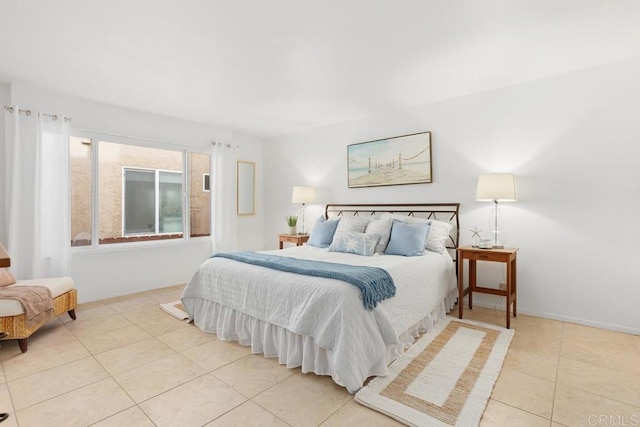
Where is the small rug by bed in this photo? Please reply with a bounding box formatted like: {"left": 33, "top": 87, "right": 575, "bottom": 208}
{"left": 355, "top": 317, "right": 513, "bottom": 426}
{"left": 160, "top": 300, "right": 189, "bottom": 320}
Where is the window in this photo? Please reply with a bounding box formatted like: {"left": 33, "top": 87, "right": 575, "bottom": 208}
{"left": 203, "top": 173, "right": 210, "bottom": 192}
{"left": 70, "top": 137, "right": 93, "bottom": 246}
{"left": 70, "top": 134, "right": 210, "bottom": 247}
{"left": 189, "top": 153, "right": 211, "bottom": 238}
{"left": 123, "top": 169, "right": 182, "bottom": 236}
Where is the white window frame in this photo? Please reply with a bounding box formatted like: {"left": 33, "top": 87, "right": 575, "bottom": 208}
{"left": 121, "top": 167, "right": 183, "bottom": 237}
{"left": 69, "top": 130, "right": 212, "bottom": 252}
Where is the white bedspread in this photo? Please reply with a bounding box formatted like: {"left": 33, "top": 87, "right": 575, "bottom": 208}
{"left": 182, "top": 246, "right": 457, "bottom": 392}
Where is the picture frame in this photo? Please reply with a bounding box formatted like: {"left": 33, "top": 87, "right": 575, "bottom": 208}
{"left": 347, "top": 131, "right": 432, "bottom": 188}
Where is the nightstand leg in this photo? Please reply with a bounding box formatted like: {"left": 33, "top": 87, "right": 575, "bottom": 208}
{"left": 506, "top": 260, "right": 512, "bottom": 329}
{"left": 468, "top": 260, "right": 475, "bottom": 310}
{"left": 512, "top": 257, "right": 517, "bottom": 317}
{"left": 458, "top": 257, "right": 464, "bottom": 319}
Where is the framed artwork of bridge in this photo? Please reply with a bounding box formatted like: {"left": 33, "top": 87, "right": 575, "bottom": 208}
{"left": 347, "top": 131, "right": 432, "bottom": 188}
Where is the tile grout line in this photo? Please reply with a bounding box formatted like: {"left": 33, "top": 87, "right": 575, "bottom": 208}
{"left": 207, "top": 355, "right": 256, "bottom": 398}
{"left": 3, "top": 339, "right": 89, "bottom": 382}
{"left": 492, "top": 399, "right": 553, "bottom": 421}
{"left": 19, "top": 297, "right": 633, "bottom": 425}
{"left": 318, "top": 394, "right": 355, "bottom": 426}
{"left": 549, "top": 321, "right": 564, "bottom": 424}
{"left": 112, "top": 352, "right": 206, "bottom": 402}
{"left": 132, "top": 371, "right": 213, "bottom": 418}
{"left": 558, "top": 353, "right": 640, "bottom": 377}
{"left": 489, "top": 385, "right": 555, "bottom": 421}
{"left": 0, "top": 335, "right": 19, "bottom": 417}
{"left": 248, "top": 371, "right": 314, "bottom": 426}
{"left": 85, "top": 404, "right": 156, "bottom": 427}
{"left": 72, "top": 324, "right": 153, "bottom": 352}
{"left": 553, "top": 331, "right": 640, "bottom": 409}
{"left": 9, "top": 314, "right": 126, "bottom": 417}
{"left": 192, "top": 360, "right": 296, "bottom": 426}
{"left": 555, "top": 382, "right": 640, "bottom": 414}
{"left": 1, "top": 377, "right": 17, "bottom": 420}
{"left": 127, "top": 367, "right": 288, "bottom": 426}
{"left": 64, "top": 315, "right": 136, "bottom": 341}
{"left": 249, "top": 394, "right": 294, "bottom": 427}
{"left": 3, "top": 290, "right": 216, "bottom": 425}
{"left": 58, "top": 311, "right": 168, "bottom": 425}
{"left": 188, "top": 372, "right": 253, "bottom": 426}
{"left": 12, "top": 375, "right": 123, "bottom": 419}
{"left": 7, "top": 355, "right": 104, "bottom": 411}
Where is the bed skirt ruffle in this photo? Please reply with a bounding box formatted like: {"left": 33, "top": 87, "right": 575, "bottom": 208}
{"left": 189, "top": 288, "right": 458, "bottom": 393}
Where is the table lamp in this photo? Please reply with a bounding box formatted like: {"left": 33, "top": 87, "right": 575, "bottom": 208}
{"left": 475, "top": 173, "right": 517, "bottom": 249}
{"left": 291, "top": 186, "right": 315, "bottom": 234}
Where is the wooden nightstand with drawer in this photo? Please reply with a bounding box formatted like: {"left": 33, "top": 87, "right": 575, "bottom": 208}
{"left": 457, "top": 246, "right": 519, "bottom": 328}
{"left": 279, "top": 234, "right": 310, "bottom": 249}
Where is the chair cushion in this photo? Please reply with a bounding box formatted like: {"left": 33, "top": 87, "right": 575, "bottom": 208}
{"left": 0, "top": 269, "right": 16, "bottom": 287}
{"left": 0, "top": 277, "right": 75, "bottom": 317}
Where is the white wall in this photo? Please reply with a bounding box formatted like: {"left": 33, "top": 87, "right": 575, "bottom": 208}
{"left": 264, "top": 57, "right": 640, "bottom": 334}
{"left": 235, "top": 131, "right": 265, "bottom": 251}
{"left": 2, "top": 83, "right": 264, "bottom": 302}
{"left": 0, "top": 82, "right": 9, "bottom": 245}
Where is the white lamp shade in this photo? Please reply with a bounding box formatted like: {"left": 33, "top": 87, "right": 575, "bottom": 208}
{"left": 476, "top": 173, "right": 517, "bottom": 202}
{"left": 291, "top": 186, "right": 315, "bottom": 204}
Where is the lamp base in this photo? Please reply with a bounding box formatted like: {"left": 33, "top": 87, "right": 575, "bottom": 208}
{"left": 492, "top": 244, "right": 504, "bottom": 249}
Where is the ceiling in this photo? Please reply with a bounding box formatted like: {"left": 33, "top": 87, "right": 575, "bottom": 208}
{"left": 1, "top": 1, "right": 640, "bottom": 138}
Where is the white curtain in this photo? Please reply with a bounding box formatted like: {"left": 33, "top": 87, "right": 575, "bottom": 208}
{"left": 4, "top": 107, "right": 71, "bottom": 279}
{"left": 210, "top": 142, "right": 238, "bottom": 253}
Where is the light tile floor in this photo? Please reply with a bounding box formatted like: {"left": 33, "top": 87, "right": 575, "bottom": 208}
{"left": 0, "top": 285, "right": 638, "bottom": 426}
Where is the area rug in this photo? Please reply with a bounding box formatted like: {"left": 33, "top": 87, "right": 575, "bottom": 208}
{"left": 355, "top": 317, "right": 514, "bottom": 426}
{"left": 159, "top": 300, "right": 189, "bottom": 320}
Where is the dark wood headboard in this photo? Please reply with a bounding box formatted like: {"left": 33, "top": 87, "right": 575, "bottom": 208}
{"left": 324, "top": 203, "right": 460, "bottom": 250}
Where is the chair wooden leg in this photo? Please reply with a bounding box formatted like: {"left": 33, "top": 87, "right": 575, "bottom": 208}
{"left": 68, "top": 309, "right": 76, "bottom": 320}
{"left": 18, "top": 338, "right": 28, "bottom": 353}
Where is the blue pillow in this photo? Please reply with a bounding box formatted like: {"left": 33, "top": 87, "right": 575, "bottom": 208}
{"left": 384, "top": 220, "right": 431, "bottom": 256}
{"left": 307, "top": 216, "right": 341, "bottom": 248}
{"left": 329, "top": 232, "right": 381, "bottom": 256}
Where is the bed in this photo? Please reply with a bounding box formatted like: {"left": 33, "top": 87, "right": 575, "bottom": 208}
{"left": 182, "top": 203, "right": 460, "bottom": 393}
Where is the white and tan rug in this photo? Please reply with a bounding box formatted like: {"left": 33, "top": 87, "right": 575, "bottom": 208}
{"left": 160, "top": 300, "right": 189, "bottom": 320}
{"left": 355, "top": 317, "right": 513, "bottom": 427}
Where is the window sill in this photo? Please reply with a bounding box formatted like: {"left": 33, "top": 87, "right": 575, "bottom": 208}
{"left": 70, "top": 236, "right": 211, "bottom": 254}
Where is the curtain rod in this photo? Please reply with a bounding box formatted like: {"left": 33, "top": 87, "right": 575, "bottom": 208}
{"left": 212, "top": 142, "right": 236, "bottom": 148}
{"left": 4, "top": 105, "right": 72, "bottom": 122}
{"left": 5, "top": 106, "right": 238, "bottom": 149}
{"left": 74, "top": 128, "right": 238, "bottom": 150}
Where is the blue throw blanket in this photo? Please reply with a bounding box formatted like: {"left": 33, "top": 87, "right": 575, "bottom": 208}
{"left": 211, "top": 251, "right": 395, "bottom": 310}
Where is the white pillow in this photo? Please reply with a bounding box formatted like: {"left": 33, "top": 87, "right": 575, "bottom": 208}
{"left": 333, "top": 216, "right": 370, "bottom": 236}
{"left": 424, "top": 219, "right": 453, "bottom": 253}
{"left": 381, "top": 214, "right": 453, "bottom": 253}
{"left": 365, "top": 217, "right": 392, "bottom": 254}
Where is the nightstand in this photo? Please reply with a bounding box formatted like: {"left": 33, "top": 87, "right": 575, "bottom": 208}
{"left": 457, "top": 246, "right": 518, "bottom": 328}
{"left": 279, "top": 234, "right": 310, "bottom": 249}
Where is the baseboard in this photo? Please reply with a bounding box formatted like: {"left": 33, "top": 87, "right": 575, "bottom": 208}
{"left": 467, "top": 298, "right": 640, "bottom": 336}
